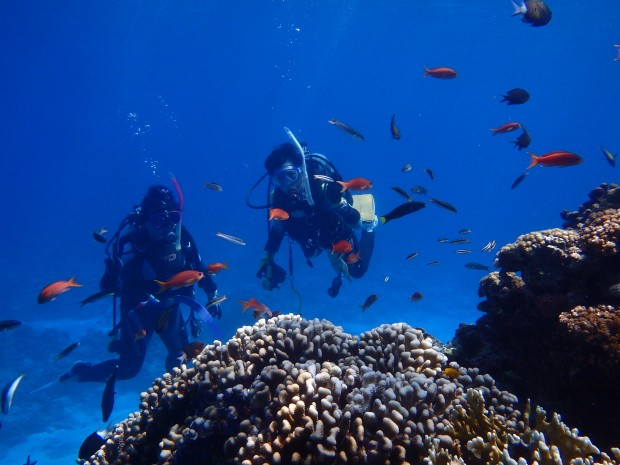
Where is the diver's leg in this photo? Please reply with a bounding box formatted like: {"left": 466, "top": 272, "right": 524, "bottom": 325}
{"left": 348, "top": 230, "right": 375, "bottom": 278}
{"left": 159, "top": 305, "right": 190, "bottom": 372}
{"left": 65, "top": 314, "right": 150, "bottom": 383}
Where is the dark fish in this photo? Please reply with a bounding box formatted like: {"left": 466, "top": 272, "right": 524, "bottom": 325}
{"left": 401, "top": 163, "right": 412, "bottom": 173}
{"left": 450, "top": 238, "right": 471, "bottom": 244}
{"left": 53, "top": 342, "right": 80, "bottom": 362}
{"left": 410, "top": 291, "right": 423, "bottom": 302}
{"left": 101, "top": 365, "right": 118, "bottom": 423}
{"left": 79, "top": 291, "right": 114, "bottom": 307}
{"left": 405, "top": 252, "right": 419, "bottom": 260}
{"left": 202, "top": 182, "right": 223, "bottom": 191}
{"left": 512, "top": 0, "right": 552, "bottom": 27}
{"left": 1, "top": 373, "right": 26, "bottom": 414}
{"left": 511, "top": 171, "right": 530, "bottom": 190}
{"left": 511, "top": 128, "right": 531, "bottom": 150}
{"left": 24, "top": 454, "right": 37, "bottom": 465}
{"left": 459, "top": 228, "right": 472, "bottom": 234}
{"left": 501, "top": 88, "right": 530, "bottom": 105}
{"left": 428, "top": 261, "right": 441, "bottom": 265}
{"left": 179, "top": 341, "right": 206, "bottom": 363}
{"left": 465, "top": 262, "right": 491, "bottom": 271}
{"left": 424, "top": 168, "right": 434, "bottom": 180}
{"left": 328, "top": 118, "right": 365, "bottom": 141}
{"left": 381, "top": 201, "right": 426, "bottom": 224}
{"left": 600, "top": 146, "right": 616, "bottom": 167}
{"left": 430, "top": 198, "right": 457, "bottom": 213}
{"left": 0, "top": 320, "right": 21, "bottom": 331}
{"left": 93, "top": 228, "right": 108, "bottom": 243}
{"left": 411, "top": 185, "right": 427, "bottom": 195}
{"left": 455, "top": 249, "right": 472, "bottom": 254}
{"left": 391, "top": 186, "right": 412, "bottom": 202}
{"left": 78, "top": 425, "right": 112, "bottom": 461}
{"left": 390, "top": 114, "right": 401, "bottom": 140}
{"left": 361, "top": 294, "right": 378, "bottom": 311}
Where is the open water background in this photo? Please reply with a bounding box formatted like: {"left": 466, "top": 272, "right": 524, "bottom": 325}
{"left": 0, "top": 1, "right": 618, "bottom": 462}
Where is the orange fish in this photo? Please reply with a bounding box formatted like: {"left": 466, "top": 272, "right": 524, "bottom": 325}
{"left": 410, "top": 291, "right": 423, "bottom": 302}
{"left": 527, "top": 151, "right": 583, "bottom": 169}
{"left": 423, "top": 65, "right": 457, "bottom": 79}
{"left": 154, "top": 270, "right": 204, "bottom": 293}
{"left": 332, "top": 240, "right": 353, "bottom": 255}
{"left": 269, "top": 208, "right": 290, "bottom": 221}
{"left": 442, "top": 367, "right": 460, "bottom": 378}
{"left": 38, "top": 276, "right": 83, "bottom": 304}
{"left": 345, "top": 251, "right": 361, "bottom": 265}
{"left": 206, "top": 262, "right": 229, "bottom": 275}
{"left": 361, "top": 294, "right": 378, "bottom": 311}
{"left": 490, "top": 122, "right": 521, "bottom": 135}
{"left": 336, "top": 177, "right": 372, "bottom": 192}
{"left": 239, "top": 297, "right": 272, "bottom": 318}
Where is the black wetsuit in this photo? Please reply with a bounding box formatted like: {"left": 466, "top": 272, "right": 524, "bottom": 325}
{"left": 75, "top": 225, "right": 217, "bottom": 383}
{"left": 265, "top": 175, "right": 374, "bottom": 279}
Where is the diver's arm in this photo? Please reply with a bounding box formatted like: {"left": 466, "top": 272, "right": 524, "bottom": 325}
{"left": 324, "top": 182, "right": 361, "bottom": 227}
{"left": 264, "top": 220, "right": 285, "bottom": 255}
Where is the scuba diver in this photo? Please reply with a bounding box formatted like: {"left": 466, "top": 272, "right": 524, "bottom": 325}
{"left": 60, "top": 183, "right": 223, "bottom": 383}
{"left": 252, "top": 130, "right": 425, "bottom": 297}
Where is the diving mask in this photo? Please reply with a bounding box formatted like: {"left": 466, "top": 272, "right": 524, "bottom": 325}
{"left": 273, "top": 165, "right": 301, "bottom": 189}
{"left": 149, "top": 210, "right": 181, "bottom": 230}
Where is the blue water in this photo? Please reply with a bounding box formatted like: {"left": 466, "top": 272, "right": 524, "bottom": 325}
{"left": 1, "top": 1, "right": 618, "bottom": 463}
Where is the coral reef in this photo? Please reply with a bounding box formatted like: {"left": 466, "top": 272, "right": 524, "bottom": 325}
{"left": 81, "top": 315, "right": 618, "bottom": 465}
{"left": 452, "top": 183, "right": 620, "bottom": 450}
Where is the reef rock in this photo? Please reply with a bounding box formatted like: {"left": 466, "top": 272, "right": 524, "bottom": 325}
{"left": 81, "top": 315, "right": 618, "bottom": 465}
{"left": 452, "top": 183, "right": 620, "bottom": 450}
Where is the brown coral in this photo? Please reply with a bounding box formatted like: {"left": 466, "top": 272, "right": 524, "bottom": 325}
{"left": 452, "top": 183, "right": 620, "bottom": 451}
{"left": 80, "top": 315, "right": 616, "bottom": 465}
{"left": 580, "top": 208, "right": 620, "bottom": 256}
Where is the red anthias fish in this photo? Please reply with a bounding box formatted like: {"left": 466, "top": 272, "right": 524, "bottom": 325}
{"left": 38, "top": 276, "right": 83, "bottom": 303}
{"left": 269, "top": 208, "right": 289, "bottom": 221}
{"left": 527, "top": 151, "right": 583, "bottom": 169}
{"left": 206, "top": 262, "right": 229, "bottom": 275}
{"left": 239, "top": 297, "right": 272, "bottom": 318}
{"left": 490, "top": 122, "right": 521, "bottom": 135}
{"left": 336, "top": 177, "right": 372, "bottom": 192}
{"left": 332, "top": 240, "right": 353, "bottom": 255}
{"left": 423, "top": 65, "right": 457, "bottom": 79}
{"left": 155, "top": 270, "right": 204, "bottom": 293}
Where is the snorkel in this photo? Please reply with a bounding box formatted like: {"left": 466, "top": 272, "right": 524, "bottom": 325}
{"left": 169, "top": 172, "right": 184, "bottom": 252}
{"left": 284, "top": 127, "right": 314, "bottom": 207}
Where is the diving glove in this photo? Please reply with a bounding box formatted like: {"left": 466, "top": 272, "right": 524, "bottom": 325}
{"left": 256, "top": 256, "right": 286, "bottom": 290}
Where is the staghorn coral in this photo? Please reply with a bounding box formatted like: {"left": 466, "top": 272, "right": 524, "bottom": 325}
{"left": 80, "top": 315, "right": 616, "bottom": 465}
{"left": 452, "top": 183, "right": 620, "bottom": 451}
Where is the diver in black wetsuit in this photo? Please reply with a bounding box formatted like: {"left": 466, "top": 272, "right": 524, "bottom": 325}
{"left": 61, "top": 185, "right": 223, "bottom": 383}
{"left": 256, "top": 141, "right": 425, "bottom": 297}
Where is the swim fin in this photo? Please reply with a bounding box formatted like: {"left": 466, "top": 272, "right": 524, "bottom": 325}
{"left": 380, "top": 201, "right": 426, "bottom": 224}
